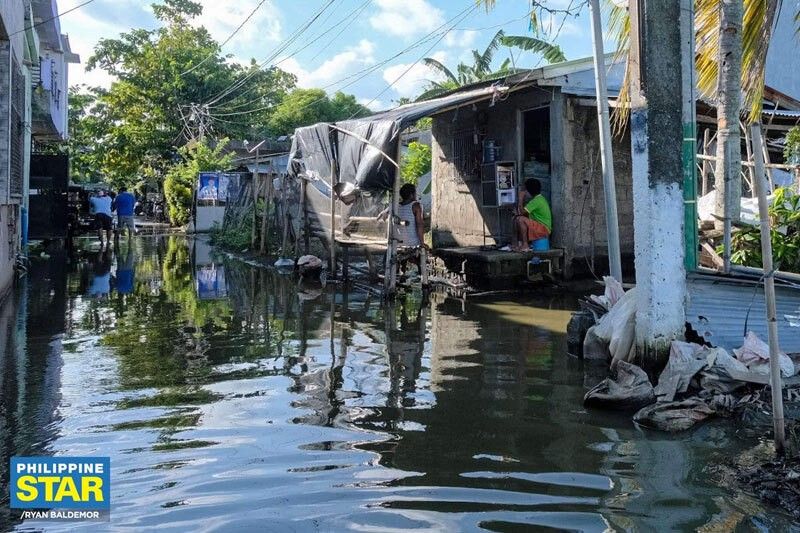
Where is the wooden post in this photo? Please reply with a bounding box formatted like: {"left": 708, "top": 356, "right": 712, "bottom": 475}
{"left": 420, "top": 248, "right": 429, "bottom": 287}
{"left": 260, "top": 170, "right": 273, "bottom": 254}
{"left": 761, "top": 140, "right": 774, "bottom": 192}
{"left": 383, "top": 142, "right": 402, "bottom": 297}
{"left": 751, "top": 124, "right": 786, "bottom": 456}
{"left": 701, "top": 129, "right": 711, "bottom": 197}
{"left": 251, "top": 167, "right": 261, "bottom": 249}
{"left": 329, "top": 126, "right": 339, "bottom": 278}
{"left": 302, "top": 178, "right": 310, "bottom": 254}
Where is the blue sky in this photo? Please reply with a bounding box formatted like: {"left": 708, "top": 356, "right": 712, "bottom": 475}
{"left": 60, "top": 0, "right": 612, "bottom": 110}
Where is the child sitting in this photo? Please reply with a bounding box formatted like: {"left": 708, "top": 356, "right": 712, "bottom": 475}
{"left": 513, "top": 178, "right": 552, "bottom": 251}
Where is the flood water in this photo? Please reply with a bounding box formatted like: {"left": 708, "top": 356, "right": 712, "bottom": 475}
{"left": 0, "top": 236, "right": 794, "bottom": 532}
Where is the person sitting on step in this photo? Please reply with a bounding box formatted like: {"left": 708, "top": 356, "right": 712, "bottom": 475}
{"left": 512, "top": 178, "right": 552, "bottom": 251}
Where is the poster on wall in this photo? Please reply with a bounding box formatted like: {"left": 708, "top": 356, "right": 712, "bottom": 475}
{"left": 197, "top": 172, "right": 221, "bottom": 204}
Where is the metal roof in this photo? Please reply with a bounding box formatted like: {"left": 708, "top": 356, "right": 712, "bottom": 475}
{"left": 686, "top": 274, "right": 800, "bottom": 354}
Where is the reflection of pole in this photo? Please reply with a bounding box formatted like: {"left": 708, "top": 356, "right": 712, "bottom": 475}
{"left": 588, "top": 0, "right": 622, "bottom": 282}
{"left": 751, "top": 124, "right": 786, "bottom": 456}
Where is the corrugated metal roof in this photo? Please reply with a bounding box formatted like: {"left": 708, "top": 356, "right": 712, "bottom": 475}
{"left": 686, "top": 274, "right": 800, "bottom": 354}
{"left": 762, "top": 109, "right": 800, "bottom": 119}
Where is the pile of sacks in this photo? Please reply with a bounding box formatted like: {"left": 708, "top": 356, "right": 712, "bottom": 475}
{"left": 582, "top": 279, "right": 796, "bottom": 432}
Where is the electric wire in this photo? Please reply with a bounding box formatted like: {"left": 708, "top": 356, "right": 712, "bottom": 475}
{"left": 181, "top": 0, "right": 271, "bottom": 76}
{"left": 204, "top": 0, "right": 338, "bottom": 107}
{"left": 209, "top": 3, "right": 477, "bottom": 121}
{"left": 10, "top": 0, "right": 96, "bottom": 36}
{"left": 213, "top": 0, "right": 374, "bottom": 113}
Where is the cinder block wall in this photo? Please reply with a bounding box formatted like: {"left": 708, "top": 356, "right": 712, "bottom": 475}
{"left": 559, "top": 99, "right": 634, "bottom": 273}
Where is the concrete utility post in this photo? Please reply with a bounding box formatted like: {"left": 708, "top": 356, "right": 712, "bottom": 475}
{"left": 629, "top": 0, "right": 688, "bottom": 366}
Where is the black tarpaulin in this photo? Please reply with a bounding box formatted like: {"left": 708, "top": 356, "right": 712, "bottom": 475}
{"left": 287, "top": 85, "right": 508, "bottom": 193}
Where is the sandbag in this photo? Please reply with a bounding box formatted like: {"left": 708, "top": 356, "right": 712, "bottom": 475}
{"left": 583, "top": 287, "right": 638, "bottom": 365}
{"left": 700, "top": 347, "right": 750, "bottom": 394}
{"left": 584, "top": 360, "right": 656, "bottom": 410}
{"left": 633, "top": 398, "right": 715, "bottom": 432}
{"left": 654, "top": 341, "right": 707, "bottom": 402}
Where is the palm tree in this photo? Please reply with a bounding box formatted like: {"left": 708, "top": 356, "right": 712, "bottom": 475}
{"left": 417, "top": 30, "right": 565, "bottom": 100}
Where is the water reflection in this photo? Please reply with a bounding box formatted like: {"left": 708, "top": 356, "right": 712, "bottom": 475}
{"left": 0, "top": 236, "right": 793, "bottom": 531}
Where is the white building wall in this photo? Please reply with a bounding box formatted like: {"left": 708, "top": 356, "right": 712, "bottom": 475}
{"left": 765, "top": 1, "right": 800, "bottom": 100}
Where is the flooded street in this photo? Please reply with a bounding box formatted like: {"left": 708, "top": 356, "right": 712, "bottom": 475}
{"left": 0, "top": 236, "right": 793, "bottom": 531}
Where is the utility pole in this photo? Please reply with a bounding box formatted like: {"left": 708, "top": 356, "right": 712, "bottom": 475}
{"left": 588, "top": 0, "right": 622, "bottom": 283}
{"left": 629, "top": 0, "right": 688, "bottom": 367}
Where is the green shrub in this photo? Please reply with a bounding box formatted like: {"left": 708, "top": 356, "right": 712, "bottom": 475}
{"left": 209, "top": 219, "right": 252, "bottom": 251}
{"left": 729, "top": 187, "right": 800, "bottom": 273}
{"left": 163, "top": 138, "right": 234, "bottom": 226}
{"left": 400, "top": 141, "right": 431, "bottom": 185}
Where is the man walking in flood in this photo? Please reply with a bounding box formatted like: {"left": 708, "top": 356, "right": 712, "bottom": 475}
{"left": 89, "top": 189, "right": 114, "bottom": 248}
{"left": 113, "top": 186, "right": 137, "bottom": 238}
{"left": 513, "top": 178, "right": 552, "bottom": 251}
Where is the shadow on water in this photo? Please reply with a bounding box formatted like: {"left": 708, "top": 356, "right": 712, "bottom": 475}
{"left": 0, "top": 235, "right": 795, "bottom": 531}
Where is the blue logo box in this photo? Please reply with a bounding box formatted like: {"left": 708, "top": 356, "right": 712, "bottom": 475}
{"left": 10, "top": 457, "right": 110, "bottom": 510}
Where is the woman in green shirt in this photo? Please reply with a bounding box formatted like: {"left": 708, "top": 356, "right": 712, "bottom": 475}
{"left": 513, "top": 178, "right": 552, "bottom": 251}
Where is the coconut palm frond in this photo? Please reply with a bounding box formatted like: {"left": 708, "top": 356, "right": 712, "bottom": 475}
{"left": 605, "top": 0, "right": 631, "bottom": 135}
{"left": 497, "top": 57, "right": 513, "bottom": 73}
{"left": 499, "top": 35, "right": 567, "bottom": 64}
{"left": 422, "top": 57, "right": 459, "bottom": 84}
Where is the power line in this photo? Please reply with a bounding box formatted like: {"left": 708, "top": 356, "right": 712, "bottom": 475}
{"left": 209, "top": 3, "right": 477, "bottom": 121}
{"left": 212, "top": 0, "right": 373, "bottom": 113}
{"left": 181, "top": 0, "right": 271, "bottom": 76}
{"left": 204, "top": 0, "right": 338, "bottom": 108}
{"left": 10, "top": 0, "right": 96, "bottom": 37}
{"left": 354, "top": 3, "right": 480, "bottom": 115}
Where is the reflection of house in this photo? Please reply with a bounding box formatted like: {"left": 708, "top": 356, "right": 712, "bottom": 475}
{"left": 0, "top": 0, "right": 77, "bottom": 298}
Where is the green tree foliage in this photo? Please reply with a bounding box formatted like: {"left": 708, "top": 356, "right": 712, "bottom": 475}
{"left": 785, "top": 126, "right": 800, "bottom": 163}
{"left": 729, "top": 187, "right": 800, "bottom": 273}
{"left": 267, "top": 89, "right": 372, "bottom": 135}
{"left": 163, "top": 138, "right": 235, "bottom": 226}
{"left": 401, "top": 142, "right": 432, "bottom": 185}
{"left": 81, "top": 0, "right": 296, "bottom": 187}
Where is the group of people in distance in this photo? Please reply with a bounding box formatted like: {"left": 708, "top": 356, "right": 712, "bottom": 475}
{"left": 88, "top": 187, "right": 137, "bottom": 248}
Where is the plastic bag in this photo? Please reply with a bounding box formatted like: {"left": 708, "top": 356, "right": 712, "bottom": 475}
{"left": 733, "top": 331, "right": 795, "bottom": 377}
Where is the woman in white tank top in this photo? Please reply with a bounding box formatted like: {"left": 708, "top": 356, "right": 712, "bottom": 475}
{"left": 397, "top": 183, "right": 425, "bottom": 248}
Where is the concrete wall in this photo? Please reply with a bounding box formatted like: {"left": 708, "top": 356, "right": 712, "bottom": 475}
{"left": 0, "top": 204, "right": 18, "bottom": 297}
{"left": 765, "top": 2, "right": 800, "bottom": 101}
{"left": 558, "top": 98, "right": 634, "bottom": 272}
{"left": 0, "top": 0, "right": 25, "bottom": 64}
{"left": 430, "top": 86, "right": 635, "bottom": 275}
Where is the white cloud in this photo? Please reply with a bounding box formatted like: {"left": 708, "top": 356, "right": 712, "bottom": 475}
{"left": 444, "top": 30, "right": 478, "bottom": 49}
{"left": 194, "top": 0, "right": 282, "bottom": 56}
{"left": 541, "top": 13, "right": 584, "bottom": 38}
{"left": 369, "top": 0, "right": 445, "bottom": 38}
{"left": 358, "top": 98, "right": 386, "bottom": 111}
{"left": 382, "top": 51, "right": 447, "bottom": 99}
{"left": 280, "top": 40, "right": 376, "bottom": 88}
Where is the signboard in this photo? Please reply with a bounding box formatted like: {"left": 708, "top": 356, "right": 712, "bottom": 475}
{"left": 197, "top": 172, "right": 221, "bottom": 204}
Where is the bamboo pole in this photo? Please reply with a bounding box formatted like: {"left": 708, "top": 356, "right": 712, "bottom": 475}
{"left": 383, "top": 142, "right": 402, "bottom": 297}
{"left": 751, "top": 124, "right": 786, "bottom": 456}
{"left": 260, "top": 172, "right": 273, "bottom": 254}
{"left": 742, "top": 122, "right": 756, "bottom": 197}
{"left": 589, "top": 0, "right": 622, "bottom": 282}
{"left": 701, "top": 129, "right": 711, "bottom": 197}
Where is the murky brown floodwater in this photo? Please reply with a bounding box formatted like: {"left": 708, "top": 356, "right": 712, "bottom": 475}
{"left": 0, "top": 235, "right": 795, "bottom": 531}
